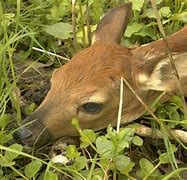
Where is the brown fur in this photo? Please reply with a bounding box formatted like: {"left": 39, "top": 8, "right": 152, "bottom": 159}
{"left": 17, "top": 3, "right": 187, "bottom": 146}
{"left": 133, "top": 26, "right": 187, "bottom": 60}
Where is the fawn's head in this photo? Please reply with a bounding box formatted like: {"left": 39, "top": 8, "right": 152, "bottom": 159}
{"left": 14, "top": 3, "right": 187, "bottom": 147}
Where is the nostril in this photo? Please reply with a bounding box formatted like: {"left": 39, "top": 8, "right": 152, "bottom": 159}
{"left": 14, "top": 128, "right": 33, "bottom": 140}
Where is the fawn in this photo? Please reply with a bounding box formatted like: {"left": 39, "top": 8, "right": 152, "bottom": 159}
{"left": 14, "top": 3, "right": 187, "bottom": 147}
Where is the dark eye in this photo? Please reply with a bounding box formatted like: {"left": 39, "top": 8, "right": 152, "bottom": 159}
{"left": 82, "top": 102, "right": 103, "bottom": 113}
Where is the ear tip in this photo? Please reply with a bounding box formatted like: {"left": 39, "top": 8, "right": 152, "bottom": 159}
{"left": 125, "top": 2, "right": 132, "bottom": 8}
{"left": 115, "top": 2, "right": 132, "bottom": 18}
{"left": 118, "top": 2, "right": 132, "bottom": 10}
{"left": 93, "top": 2, "right": 132, "bottom": 44}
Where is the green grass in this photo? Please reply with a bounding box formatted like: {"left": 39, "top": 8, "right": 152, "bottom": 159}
{"left": 0, "top": 0, "right": 187, "bottom": 179}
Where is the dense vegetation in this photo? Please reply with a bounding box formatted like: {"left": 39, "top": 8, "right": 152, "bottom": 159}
{"left": 0, "top": 0, "right": 187, "bottom": 179}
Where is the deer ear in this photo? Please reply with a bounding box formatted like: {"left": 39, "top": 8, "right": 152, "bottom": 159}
{"left": 134, "top": 53, "right": 187, "bottom": 92}
{"left": 93, "top": 2, "right": 132, "bottom": 44}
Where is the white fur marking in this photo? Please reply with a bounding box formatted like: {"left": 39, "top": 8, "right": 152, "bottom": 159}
{"left": 88, "top": 93, "right": 107, "bottom": 103}
{"left": 139, "top": 52, "right": 187, "bottom": 91}
{"left": 138, "top": 74, "right": 148, "bottom": 83}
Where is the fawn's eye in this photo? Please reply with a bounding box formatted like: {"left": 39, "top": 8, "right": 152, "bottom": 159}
{"left": 82, "top": 102, "right": 103, "bottom": 113}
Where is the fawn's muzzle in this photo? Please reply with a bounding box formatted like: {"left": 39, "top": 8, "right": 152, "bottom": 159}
{"left": 13, "top": 112, "right": 52, "bottom": 147}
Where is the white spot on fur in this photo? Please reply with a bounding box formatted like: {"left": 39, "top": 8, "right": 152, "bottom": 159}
{"left": 138, "top": 52, "right": 187, "bottom": 91}
{"left": 88, "top": 93, "right": 107, "bottom": 103}
{"left": 92, "top": 34, "right": 96, "bottom": 45}
{"left": 138, "top": 74, "right": 148, "bottom": 83}
{"left": 138, "top": 60, "right": 169, "bottom": 91}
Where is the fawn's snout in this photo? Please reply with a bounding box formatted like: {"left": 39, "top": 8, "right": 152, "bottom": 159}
{"left": 14, "top": 111, "right": 52, "bottom": 147}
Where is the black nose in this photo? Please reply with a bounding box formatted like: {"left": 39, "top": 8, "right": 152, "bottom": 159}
{"left": 13, "top": 128, "right": 33, "bottom": 140}
{"left": 13, "top": 110, "right": 53, "bottom": 147}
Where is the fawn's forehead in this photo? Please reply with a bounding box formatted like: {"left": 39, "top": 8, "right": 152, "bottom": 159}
{"left": 56, "top": 43, "right": 131, "bottom": 76}
{"left": 51, "top": 44, "right": 132, "bottom": 92}
{"left": 72, "top": 43, "right": 131, "bottom": 61}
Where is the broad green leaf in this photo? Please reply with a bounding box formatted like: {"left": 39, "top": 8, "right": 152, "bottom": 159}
{"left": 146, "top": 8, "right": 156, "bottom": 19}
{"left": 135, "top": 26, "right": 157, "bottom": 40}
{"left": 139, "top": 158, "right": 154, "bottom": 172}
{"left": 137, "top": 158, "right": 161, "bottom": 178}
{"left": 118, "top": 128, "right": 135, "bottom": 142}
{"left": 106, "top": 127, "right": 134, "bottom": 153}
{"left": 136, "top": 168, "right": 145, "bottom": 179}
{"left": 136, "top": 158, "right": 154, "bottom": 178}
{"left": 115, "top": 155, "right": 130, "bottom": 171}
{"left": 0, "top": 158, "right": 15, "bottom": 167}
{"left": 44, "top": 22, "right": 72, "bottom": 39}
{"left": 80, "top": 129, "right": 96, "bottom": 148}
{"left": 115, "top": 129, "right": 132, "bottom": 152}
{"left": 99, "top": 159, "right": 111, "bottom": 169}
{"left": 132, "top": 136, "right": 143, "bottom": 146}
{"left": 131, "top": 0, "right": 144, "bottom": 11}
{"left": 96, "top": 136, "right": 114, "bottom": 158}
{"left": 146, "top": 7, "right": 171, "bottom": 19}
{"left": 120, "top": 162, "right": 135, "bottom": 175}
{"left": 106, "top": 125, "right": 116, "bottom": 138}
{"left": 116, "top": 140, "right": 129, "bottom": 152}
{"left": 72, "top": 156, "right": 87, "bottom": 171}
{"left": 125, "top": 23, "right": 144, "bottom": 37}
{"left": 66, "top": 145, "right": 80, "bottom": 159}
{"left": 4, "top": 144, "right": 23, "bottom": 162}
{"left": 159, "top": 153, "right": 170, "bottom": 164}
{"left": 159, "top": 7, "right": 171, "bottom": 17}
{"left": 0, "top": 114, "right": 11, "bottom": 130}
{"left": 159, "top": 145, "right": 177, "bottom": 164}
{"left": 80, "top": 168, "right": 104, "bottom": 180}
{"left": 175, "top": 12, "right": 187, "bottom": 23}
{"left": 24, "top": 160, "right": 42, "bottom": 178}
{"left": 44, "top": 171, "right": 58, "bottom": 180}
{"left": 91, "top": 168, "right": 104, "bottom": 179}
